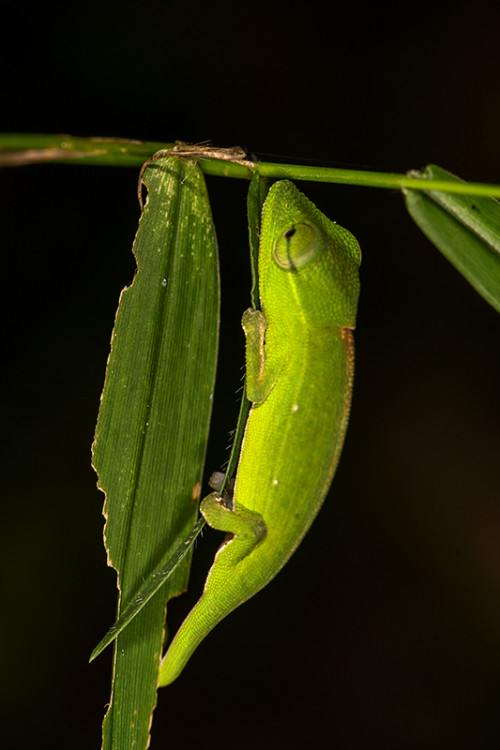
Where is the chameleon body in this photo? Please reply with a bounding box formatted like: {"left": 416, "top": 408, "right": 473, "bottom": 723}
{"left": 159, "top": 180, "right": 361, "bottom": 685}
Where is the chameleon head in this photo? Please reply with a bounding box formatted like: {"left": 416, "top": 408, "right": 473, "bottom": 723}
{"left": 260, "top": 180, "right": 361, "bottom": 330}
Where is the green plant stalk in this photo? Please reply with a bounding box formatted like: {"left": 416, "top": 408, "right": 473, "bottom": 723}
{"left": 1, "top": 132, "right": 500, "bottom": 197}
{"left": 0, "top": 133, "right": 172, "bottom": 167}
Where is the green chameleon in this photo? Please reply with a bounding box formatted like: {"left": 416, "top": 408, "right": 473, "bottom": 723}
{"left": 159, "top": 180, "right": 361, "bottom": 686}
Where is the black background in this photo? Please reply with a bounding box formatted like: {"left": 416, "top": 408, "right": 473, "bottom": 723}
{"left": 2, "top": 2, "right": 500, "bottom": 749}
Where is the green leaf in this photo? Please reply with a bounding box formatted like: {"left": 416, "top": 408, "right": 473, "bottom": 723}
{"left": 90, "top": 173, "right": 272, "bottom": 654}
{"left": 216, "top": 175, "right": 270, "bottom": 493}
{"left": 246, "top": 173, "right": 270, "bottom": 309}
{"left": 89, "top": 518, "right": 206, "bottom": 662}
{"left": 405, "top": 164, "right": 500, "bottom": 313}
{"left": 92, "top": 155, "right": 219, "bottom": 750}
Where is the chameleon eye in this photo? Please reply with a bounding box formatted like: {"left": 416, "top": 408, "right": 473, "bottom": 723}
{"left": 273, "top": 222, "right": 320, "bottom": 269}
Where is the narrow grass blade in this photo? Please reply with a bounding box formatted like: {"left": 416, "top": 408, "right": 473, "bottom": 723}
{"left": 92, "top": 155, "right": 219, "bottom": 750}
{"left": 405, "top": 164, "right": 500, "bottom": 313}
{"left": 90, "top": 518, "right": 206, "bottom": 661}
{"left": 216, "top": 175, "right": 270, "bottom": 495}
{"left": 247, "top": 174, "right": 271, "bottom": 309}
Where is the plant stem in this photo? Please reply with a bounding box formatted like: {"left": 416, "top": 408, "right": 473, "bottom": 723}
{"left": 0, "top": 133, "right": 171, "bottom": 167}
{"left": 1, "top": 132, "right": 500, "bottom": 198}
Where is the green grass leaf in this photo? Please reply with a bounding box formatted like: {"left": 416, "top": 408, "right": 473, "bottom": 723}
{"left": 405, "top": 164, "right": 500, "bottom": 313}
{"left": 90, "top": 173, "right": 272, "bottom": 656}
{"left": 90, "top": 517, "right": 206, "bottom": 662}
{"left": 92, "top": 155, "right": 219, "bottom": 750}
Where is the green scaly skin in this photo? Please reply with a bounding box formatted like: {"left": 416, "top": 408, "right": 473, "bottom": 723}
{"left": 159, "top": 180, "right": 361, "bottom": 685}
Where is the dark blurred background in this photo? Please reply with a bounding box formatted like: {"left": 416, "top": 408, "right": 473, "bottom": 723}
{"left": 2, "top": 1, "right": 500, "bottom": 748}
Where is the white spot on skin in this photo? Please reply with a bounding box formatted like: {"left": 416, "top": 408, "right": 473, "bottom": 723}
{"left": 272, "top": 478, "right": 279, "bottom": 486}
{"left": 291, "top": 403, "right": 300, "bottom": 412}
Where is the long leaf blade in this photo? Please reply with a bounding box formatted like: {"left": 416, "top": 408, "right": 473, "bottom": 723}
{"left": 89, "top": 518, "right": 206, "bottom": 661}
{"left": 405, "top": 164, "right": 500, "bottom": 313}
{"left": 91, "top": 172, "right": 273, "bottom": 654}
{"left": 92, "top": 156, "right": 219, "bottom": 750}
